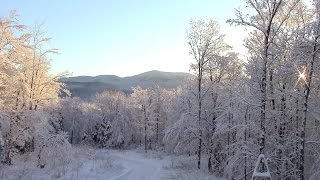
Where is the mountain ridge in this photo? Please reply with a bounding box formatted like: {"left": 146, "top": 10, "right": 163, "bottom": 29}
{"left": 60, "top": 70, "right": 192, "bottom": 99}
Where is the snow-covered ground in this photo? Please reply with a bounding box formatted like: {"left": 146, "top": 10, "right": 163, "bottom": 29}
{"left": 0, "top": 147, "right": 220, "bottom": 180}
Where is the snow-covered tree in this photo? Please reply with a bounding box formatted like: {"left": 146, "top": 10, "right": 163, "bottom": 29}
{"left": 228, "top": 0, "right": 289, "bottom": 156}
{"left": 225, "top": 0, "right": 320, "bottom": 179}
{"left": 93, "top": 91, "right": 134, "bottom": 148}
{"left": 187, "top": 19, "right": 230, "bottom": 169}
{"left": 58, "top": 97, "right": 86, "bottom": 144}
{"left": 0, "top": 12, "right": 67, "bottom": 165}
{"left": 130, "top": 87, "right": 154, "bottom": 152}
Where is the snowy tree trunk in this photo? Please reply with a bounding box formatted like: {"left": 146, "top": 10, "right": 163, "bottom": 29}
{"left": 0, "top": 116, "right": 4, "bottom": 163}
{"left": 244, "top": 106, "right": 250, "bottom": 180}
{"left": 156, "top": 116, "right": 159, "bottom": 142}
{"left": 299, "top": 33, "right": 318, "bottom": 179}
{"left": 143, "top": 105, "right": 148, "bottom": 153}
{"left": 299, "top": 88, "right": 308, "bottom": 180}
{"left": 277, "top": 83, "right": 287, "bottom": 179}
{"left": 70, "top": 130, "right": 74, "bottom": 144}
{"left": 295, "top": 93, "right": 300, "bottom": 178}
{"left": 197, "top": 67, "right": 203, "bottom": 169}
{"left": 4, "top": 117, "right": 15, "bottom": 165}
{"left": 4, "top": 138, "right": 12, "bottom": 165}
{"left": 227, "top": 108, "right": 231, "bottom": 166}
{"left": 0, "top": 134, "right": 3, "bottom": 163}
{"left": 208, "top": 70, "right": 217, "bottom": 173}
{"left": 155, "top": 95, "right": 160, "bottom": 144}
{"left": 260, "top": 35, "right": 268, "bottom": 155}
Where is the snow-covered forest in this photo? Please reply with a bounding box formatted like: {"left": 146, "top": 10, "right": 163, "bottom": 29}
{"left": 1, "top": 0, "right": 320, "bottom": 179}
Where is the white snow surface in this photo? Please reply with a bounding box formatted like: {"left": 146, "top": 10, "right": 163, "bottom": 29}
{"left": 0, "top": 147, "right": 220, "bottom": 180}
{"left": 108, "top": 150, "right": 163, "bottom": 180}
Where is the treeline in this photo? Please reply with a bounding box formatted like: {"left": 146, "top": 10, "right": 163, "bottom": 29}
{"left": 58, "top": 86, "right": 174, "bottom": 150}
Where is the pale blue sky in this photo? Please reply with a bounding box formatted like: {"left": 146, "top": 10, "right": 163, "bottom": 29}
{"left": 1, "top": 0, "right": 245, "bottom": 77}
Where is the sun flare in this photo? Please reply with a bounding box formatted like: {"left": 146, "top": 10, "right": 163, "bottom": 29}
{"left": 299, "top": 72, "right": 305, "bottom": 80}
{"left": 293, "top": 64, "right": 309, "bottom": 88}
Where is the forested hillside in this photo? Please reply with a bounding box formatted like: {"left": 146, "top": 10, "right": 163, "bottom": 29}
{"left": 60, "top": 70, "right": 191, "bottom": 99}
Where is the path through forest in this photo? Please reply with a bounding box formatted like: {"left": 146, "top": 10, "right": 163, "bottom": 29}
{"left": 108, "top": 150, "right": 164, "bottom": 180}
{"left": 1, "top": 148, "right": 217, "bottom": 180}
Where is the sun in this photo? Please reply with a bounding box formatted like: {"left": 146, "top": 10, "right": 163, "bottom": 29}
{"left": 299, "top": 72, "right": 305, "bottom": 80}
{"left": 294, "top": 64, "right": 308, "bottom": 89}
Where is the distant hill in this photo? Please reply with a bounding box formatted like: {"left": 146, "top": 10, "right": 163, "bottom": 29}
{"left": 60, "top": 70, "right": 192, "bottom": 99}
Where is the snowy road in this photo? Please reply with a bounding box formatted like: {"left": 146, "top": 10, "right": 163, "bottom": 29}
{"left": 1, "top": 148, "right": 217, "bottom": 180}
{"left": 109, "top": 151, "right": 164, "bottom": 180}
